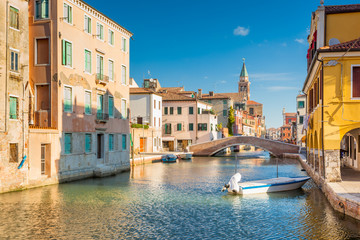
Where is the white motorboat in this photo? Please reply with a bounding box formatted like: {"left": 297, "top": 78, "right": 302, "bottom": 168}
{"left": 178, "top": 152, "right": 192, "bottom": 160}
{"left": 221, "top": 173, "right": 310, "bottom": 195}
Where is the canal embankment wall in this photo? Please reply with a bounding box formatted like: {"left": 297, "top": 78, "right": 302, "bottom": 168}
{"left": 283, "top": 153, "right": 360, "bottom": 221}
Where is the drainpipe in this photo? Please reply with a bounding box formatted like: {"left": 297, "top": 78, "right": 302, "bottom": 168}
{"left": 317, "top": 56, "right": 325, "bottom": 178}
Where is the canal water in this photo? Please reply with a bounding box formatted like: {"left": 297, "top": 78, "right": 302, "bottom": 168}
{"left": 1, "top": 154, "right": 360, "bottom": 239}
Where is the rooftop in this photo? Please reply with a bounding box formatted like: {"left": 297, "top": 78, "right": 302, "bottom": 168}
{"left": 320, "top": 38, "right": 360, "bottom": 52}
{"left": 159, "top": 87, "right": 185, "bottom": 92}
{"left": 325, "top": 4, "right": 360, "bottom": 14}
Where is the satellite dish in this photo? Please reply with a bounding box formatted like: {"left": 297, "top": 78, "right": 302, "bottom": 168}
{"left": 329, "top": 38, "right": 340, "bottom": 46}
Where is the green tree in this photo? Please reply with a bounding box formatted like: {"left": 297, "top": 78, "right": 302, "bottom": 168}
{"left": 227, "top": 106, "right": 235, "bottom": 136}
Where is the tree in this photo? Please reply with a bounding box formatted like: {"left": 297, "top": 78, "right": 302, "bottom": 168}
{"left": 227, "top": 106, "right": 235, "bottom": 136}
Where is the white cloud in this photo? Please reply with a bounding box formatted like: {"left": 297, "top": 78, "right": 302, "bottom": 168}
{"left": 251, "top": 72, "right": 295, "bottom": 82}
{"left": 220, "top": 80, "right": 227, "bottom": 84}
{"left": 233, "top": 26, "right": 250, "bottom": 36}
{"left": 204, "top": 76, "right": 208, "bottom": 79}
{"left": 281, "top": 42, "right": 287, "bottom": 47}
{"left": 267, "top": 86, "right": 298, "bottom": 91}
{"left": 295, "top": 38, "right": 306, "bottom": 44}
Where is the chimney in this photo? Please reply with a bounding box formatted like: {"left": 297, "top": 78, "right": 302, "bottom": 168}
{"left": 209, "top": 91, "right": 214, "bottom": 96}
{"left": 198, "top": 89, "right": 202, "bottom": 98}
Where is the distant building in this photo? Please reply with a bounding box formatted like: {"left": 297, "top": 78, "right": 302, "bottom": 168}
{"left": 281, "top": 110, "right": 297, "bottom": 143}
{"left": 130, "top": 88, "right": 162, "bottom": 153}
{"left": 267, "top": 128, "right": 281, "bottom": 140}
{"left": 0, "top": 0, "right": 30, "bottom": 193}
{"left": 296, "top": 95, "right": 306, "bottom": 147}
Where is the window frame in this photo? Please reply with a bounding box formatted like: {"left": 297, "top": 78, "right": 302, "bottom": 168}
{"left": 297, "top": 101, "right": 305, "bottom": 109}
{"left": 189, "top": 123, "right": 194, "bottom": 131}
{"left": 108, "top": 29, "right": 115, "bottom": 46}
{"left": 9, "top": 143, "right": 18, "bottom": 163}
{"left": 35, "top": 0, "right": 49, "bottom": 20}
{"left": 164, "top": 107, "right": 168, "bottom": 115}
{"left": 9, "top": 48, "right": 20, "bottom": 73}
{"left": 121, "top": 37, "right": 127, "bottom": 52}
{"left": 177, "top": 107, "right": 182, "bottom": 115}
{"left": 177, "top": 123, "right": 182, "bottom": 131}
{"left": 63, "top": 85, "right": 73, "bottom": 113}
{"left": 84, "top": 14, "right": 92, "bottom": 34}
{"left": 84, "top": 90, "right": 92, "bottom": 115}
{"left": 35, "top": 37, "right": 50, "bottom": 66}
{"left": 64, "top": 133, "right": 72, "bottom": 154}
{"left": 96, "top": 54, "right": 104, "bottom": 80}
{"left": 121, "top": 65, "right": 127, "bottom": 85}
{"left": 108, "top": 59, "right": 114, "bottom": 81}
{"left": 63, "top": 3, "right": 73, "bottom": 24}
{"left": 85, "top": 133, "right": 92, "bottom": 153}
{"left": 170, "top": 107, "right": 174, "bottom": 115}
{"left": 189, "top": 107, "right": 194, "bottom": 115}
{"left": 34, "top": 83, "right": 50, "bottom": 111}
{"left": 96, "top": 22, "right": 104, "bottom": 41}
{"left": 9, "top": 95, "right": 19, "bottom": 120}
{"left": 108, "top": 95, "right": 114, "bottom": 118}
{"left": 9, "top": 5, "right": 20, "bottom": 31}
{"left": 84, "top": 48, "right": 92, "bottom": 74}
{"left": 351, "top": 65, "right": 360, "bottom": 99}
{"left": 62, "top": 39, "right": 73, "bottom": 68}
{"left": 109, "top": 134, "right": 114, "bottom": 151}
{"left": 121, "top": 98, "right": 127, "bottom": 119}
{"left": 122, "top": 134, "right": 127, "bottom": 151}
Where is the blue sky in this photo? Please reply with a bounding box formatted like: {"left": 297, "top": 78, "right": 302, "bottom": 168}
{"left": 85, "top": 0, "right": 359, "bottom": 128}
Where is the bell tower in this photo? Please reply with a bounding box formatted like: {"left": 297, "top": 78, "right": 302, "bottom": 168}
{"left": 238, "top": 58, "right": 250, "bottom": 101}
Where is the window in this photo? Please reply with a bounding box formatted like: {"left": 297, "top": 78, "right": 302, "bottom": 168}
{"left": 85, "top": 91, "right": 91, "bottom": 115}
{"left": 189, "top": 107, "right": 194, "bottom": 114}
{"left": 62, "top": 40, "right": 72, "bottom": 67}
{"left": 36, "top": 38, "right": 49, "bottom": 65}
{"left": 298, "top": 101, "right": 305, "bottom": 109}
{"left": 108, "top": 60, "right": 114, "bottom": 81}
{"left": 223, "top": 110, "right": 227, "bottom": 117}
{"left": 164, "top": 107, "right": 168, "bottom": 115}
{"left": 96, "top": 23, "right": 104, "bottom": 40}
{"left": 177, "top": 107, "right": 182, "bottom": 115}
{"left": 189, "top": 123, "right": 194, "bottom": 131}
{"left": 121, "top": 99, "right": 127, "bottom": 119}
{"left": 108, "top": 30, "right": 114, "bottom": 45}
{"left": 122, "top": 37, "right": 126, "bottom": 51}
{"left": 288, "top": 119, "right": 291, "bottom": 124}
{"left": 122, "top": 134, "right": 127, "bottom": 150}
{"left": 170, "top": 107, "right": 174, "bottom": 115}
{"left": 9, "top": 96, "right": 18, "bottom": 119}
{"left": 9, "top": 6, "right": 19, "bottom": 30}
{"left": 9, "top": 143, "right": 18, "bottom": 163}
{"left": 154, "top": 117, "right": 156, "bottom": 127}
{"left": 97, "top": 94, "right": 103, "bottom": 117}
{"left": 63, "top": 3, "right": 72, "bottom": 24}
{"left": 85, "top": 133, "right": 92, "bottom": 153}
{"left": 165, "top": 124, "right": 172, "bottom": 134}
{"left": 35, "top": 0, "right": 49, "bottom": 19}
{"left": 121, "top": 65, "right": 126, "bottom": 84}
{"left": 223, "top": 100, "right": 227, "bottom": 104}
{"left": 154, "top": 100, "right": 156, "bottom": 109}
{"left": 64, "top": 133, "right": 72, "bottom": 154}
{"left": 96, "top": 55, "right": 104, "bottom": 80}
{"left": 108, "top": 96, "right": 114, "bottom": 118}
{"left": 299, "top": 116, "right": 304, "bottom": 124}
{"left": 10, "top": 50, "right": 19, "bottom": 72}
{"left": 84, "top": 15, "right": 91, "bottom": 34}
{"left": 198, "top": 108, "right": 200, "bottom": 114}
{"left": 64, "top": 86, "right": 72, "bottom": 112}
{"left": 177, "top": 123, "right": 182, "bottom": 131}
{"left": 352, "top": 66, "right": 360, "bottom": 98}
{"left": 198, "top": 123, "right": 207, "bottom": 131}
{"left": 249, "top": 108, "right": 254, "bottom": 115}
{"left": 109, "top": 134, "right": 114, "bottom": 151}
{"left": 41, "top": 144, "right": 46, "bottom": 175}
{"left": 159, "top": 118, "right": 160, "bottom": 127}
{"left": 84, "top": 50, "right": 91, "bottom": 73}
{"left": 159, "top": 101, "right": 161, "bottom": 110}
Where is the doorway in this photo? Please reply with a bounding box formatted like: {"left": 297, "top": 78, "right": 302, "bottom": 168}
{"left": 140, "top": 137, "right": 146, "bottom": 152}
{"left": 41, "top": 144, "right": 51, "bottom": 176}
{"left": 97, "top": 134, "right": 104, "bottom": 159}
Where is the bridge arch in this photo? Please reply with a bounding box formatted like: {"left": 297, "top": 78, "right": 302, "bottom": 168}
{"left": 189, "top": 136, "right": 300, "bottom": 157}
{"left": 209, "top": 143, "right": 276, "bottom": 157}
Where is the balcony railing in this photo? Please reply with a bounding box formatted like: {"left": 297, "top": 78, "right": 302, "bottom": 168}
{"left": 96, "top": 112, "right": 109, "bottom": 123}
{"left": 95, "top": 73, "right": 110, "bottom": 85}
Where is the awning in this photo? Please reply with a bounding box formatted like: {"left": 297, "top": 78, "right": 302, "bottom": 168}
{"left": 162, "top": 137, "right": 175, "bottom": 141}
{"left": 301, "top": 135, "right": 306, "bottom": 143}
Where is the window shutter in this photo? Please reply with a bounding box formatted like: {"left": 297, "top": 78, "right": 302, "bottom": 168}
{"left": 9, "top": 97, "right": 17, "bottom": 119}
{"left": 109, "top": 97, "right": 114, "bottom": 117}
{"left": 62, "top": 40, "right": 66, "bottom": 65}
{"left": 43, "top": 0, "right": 49, "bottom": 18}
{"left": 66, "top": 42, "right": 72, "bottom": 66}
{"left": 353, "top": 67, "right": 360, "bottom": 98}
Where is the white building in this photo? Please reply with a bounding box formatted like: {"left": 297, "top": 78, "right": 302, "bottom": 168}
{"left": 296, "top": 94, "right": 306, "bottom": 147}
{"left": 130, "top": 88, "right": 162, "bottom": 153}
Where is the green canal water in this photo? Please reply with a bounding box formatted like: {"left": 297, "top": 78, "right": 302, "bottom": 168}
{"left": 1, "top": 154, "right": 360, "bottom": 239}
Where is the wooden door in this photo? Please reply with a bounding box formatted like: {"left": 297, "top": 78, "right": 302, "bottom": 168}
{"left": 140, "top": 137, "right": 145, "bottom": 152}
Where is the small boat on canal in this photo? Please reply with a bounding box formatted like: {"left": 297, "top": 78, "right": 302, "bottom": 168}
{"left": 161, "top": 154, "right": 178, "bottom": 163}
{"left": 178, "top": 152, "right": 192, "bottom": 160}
{"left": 221, "top": 173, "right": 310, "bottom": 195}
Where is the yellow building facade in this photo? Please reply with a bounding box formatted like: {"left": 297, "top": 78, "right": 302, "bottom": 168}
{"left": 303, "top": 4, "right": 360, "bottom": 182}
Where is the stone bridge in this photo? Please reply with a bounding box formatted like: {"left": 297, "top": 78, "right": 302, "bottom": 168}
{"left": 189, "top": 136, "right": 300, "bottom": 157}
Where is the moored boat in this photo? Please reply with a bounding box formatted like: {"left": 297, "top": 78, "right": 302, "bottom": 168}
{"left": 161, "top": 154, "right": 177, "bottom": 163}
{"left": 178, "top": 153, "right": 192, "bottom": 160}
{"left": 221, "top": 173, "right": 310, "bottom": 195}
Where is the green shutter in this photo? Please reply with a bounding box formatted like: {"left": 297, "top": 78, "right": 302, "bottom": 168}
{"left": 85, "top": 134, "right": 91, "bottom": 152}
{"left": 64, "top": 87, "right": 72, "bottom": 112}
{"left": 109, "top": 134, "right": 113, "bottom": 151}
{"left": 65, "top": 133, "right": 72, "bottom": 154}
{"left": 62, "top": 40, "right": 66, "bottom": 65}
{"left": 66, "top": 42, "right": 72, "bottom": 66}
{"left": 68, "top": 6, "right": 72, "bottom": 23}
{"left": 85, "top": 92, "right": 91, "bottom": 114}
{"left": 122, "top": 134, "right": 126, "bottom": 150}
{"left": 109, "top": 96, "right": 114, "bottom": 117}
{"left": 85, "top": 50, "right": 88, "bottom": 72}
{"left": 165, "top": 124, "right": 168, "bottom": 134}
{"left": 9, "top": 97, "right": 17, "bottom": 119}
{"left": 189, "top": 107, "right": 193, "bottom": 114}
{"left": 164, "top": 107, "right": 168, "bottom": 115}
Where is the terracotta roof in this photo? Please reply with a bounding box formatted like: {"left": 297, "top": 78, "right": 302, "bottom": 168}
{"left": 159, "top": 87, "right": 185, "bottom": 92}
{"left": 297, "top": 94, "right": 305, "bottom": 97}
{"left": 130, "top": 88, "right": 157, "bottom": 95}
{"left": 200, "top": 93, "right": 231, "bottom": 100}
{"left": 247, "top": 100, "right": 262, "bottom": 105}
{"left": 284, "top": 113, "right": 297, "bottom": 117}
{"left": 322, "top": 38, "right": 360, "bottom": 51}
{"left": 325, "top": 4, "right": 360, "bottom": 14}
{"left": 221, "top": 93, "right": 243, "bottom": 102}
{"left": 160, "top": 91, "right": 196, "bottom": 102}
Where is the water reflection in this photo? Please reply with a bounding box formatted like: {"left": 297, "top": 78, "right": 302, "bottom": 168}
{"left": 0, "top": 155, "right": 359, "bottom": 239}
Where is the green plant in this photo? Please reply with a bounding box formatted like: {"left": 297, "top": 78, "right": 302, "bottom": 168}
{"left": 131, "top": 124, "right": 149, "bottom": 129}
{"left": 227, "top": 106, "right": 235, "bottom": 135}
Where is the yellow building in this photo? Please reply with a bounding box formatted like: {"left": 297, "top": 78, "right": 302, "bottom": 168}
{"left": 303, "top": 3, "right": 360, "bottom": 182}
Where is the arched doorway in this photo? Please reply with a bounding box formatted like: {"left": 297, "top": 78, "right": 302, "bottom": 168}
{"left": 340, "top": 132, "right": 358, "bottom": 170}
{"left": 314, "top": 131, "right": 318, "bottom": 172}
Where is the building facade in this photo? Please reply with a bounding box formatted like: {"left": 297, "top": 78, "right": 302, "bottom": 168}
{"left": 303, "top": 3, "right": 360, "bottom": 181}
{"left": 0, "top": 0, "right": 30, "bottom": 193}
{"left": 28, "top": 0, "right": 132, "bottom": 183}
{"left": 130, "top": 88, "right": 162, "bottom": 153}
{"left": 296, "top": 94, "right": 306, "bottom": 147}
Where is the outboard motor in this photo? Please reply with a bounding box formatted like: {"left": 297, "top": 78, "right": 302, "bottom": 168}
{"left": 222, "top": 173, "right": 241, "bottom": 193}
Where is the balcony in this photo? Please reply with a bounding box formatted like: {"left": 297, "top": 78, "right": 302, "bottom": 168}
{"left": 95, "top": 73, "right": 109, "bottom": 85}
{"left": 96, "top": 112, "right": 109, "bottom": 123}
